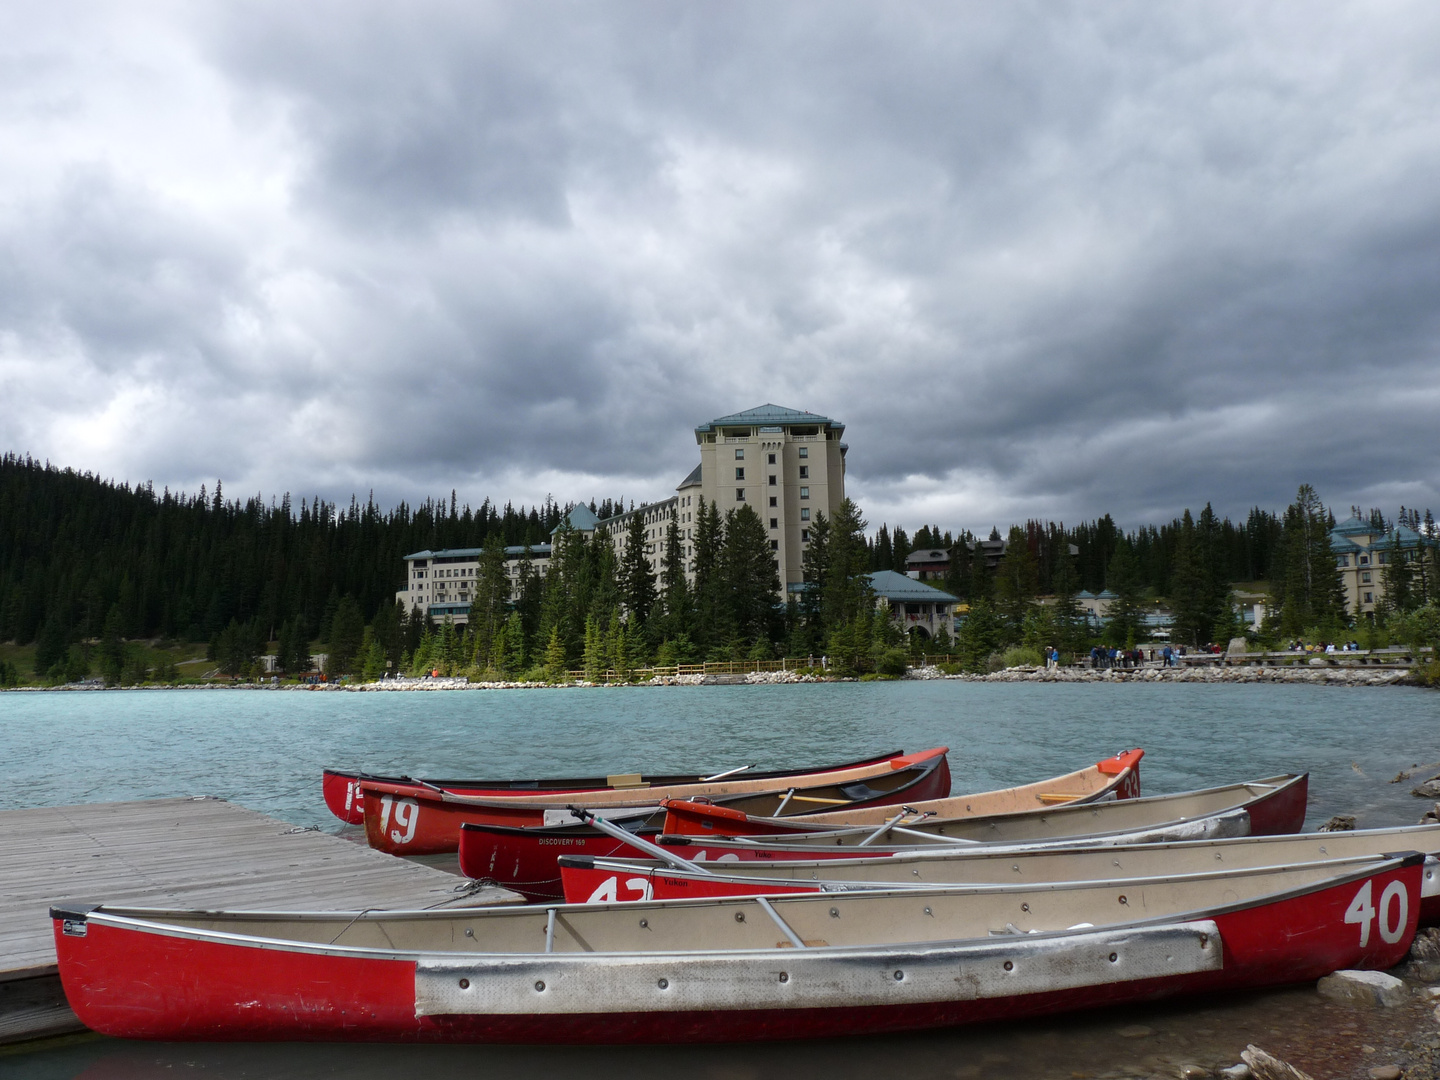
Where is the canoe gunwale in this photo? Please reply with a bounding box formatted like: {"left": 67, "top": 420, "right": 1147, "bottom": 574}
{"left": 680, "top": 774, "right": 1306, "bottom": 845}
{"left": 559, "top": 851, "right": 1418, "bottom": 898}
{"left": 52, "top": 851, "right": 1419, "bottom": 966}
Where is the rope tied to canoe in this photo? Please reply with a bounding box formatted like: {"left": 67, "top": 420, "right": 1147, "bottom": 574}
{"left": 424, "top": 878, "right": 501, "bottom": 909}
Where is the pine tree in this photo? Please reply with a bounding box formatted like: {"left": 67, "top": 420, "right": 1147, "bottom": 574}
{"left": 543, "top": 625, "right": 567, "bottom": 682}
{"left": 691, "top": 497, "right": 724, "bottom": 650}
{"left": 1275, "top": 485, "right": 1346, "bottom": 636}
{"left": 1103, "top": 541, "right": 1145, "bottom": 647}
{"left": 1049, "top": 548, "right": 1086, "bottom": 655}
{"left": 800, "top": 510, "right": 831, "bottom": 633}
{"left": 891, "top": 526, "right": 910, "bottom": 574}
{"left": 822, "top": 499, "right": 872, "bottom": 630}
{"left": 582, "top": 614, "right": 604, "bottom": 682}
{"left": 992, "top": 526, "right": 1037, "bottom": 639}
{"left": 328, "top": 595, "right": 365, "bottom": 674}
{"left": 659, "top": 518, "right": 692, "bottom": 638}
{"left": 955, "top": 597, "right": 1004, "bottom": 672}
{"left": 470, "top": 533, "right": 510, "bottom": 663}
{"left": 619, "top": 512, "right": 657, "bottom": 625}
{"left": 1379, "top": 529, "right": 1414, "bottom": 620}
{"left": 720, "top": 504, "right": 780, "bottom": 643}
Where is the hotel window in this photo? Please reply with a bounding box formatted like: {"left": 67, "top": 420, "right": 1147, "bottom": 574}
{"left": 800, "top": 487, "right": 809, "bottom": 499}
{"left": 1364, "top": 591, "right": 1373, "bottom": 603}
{"left": 770, "top": 540, "right": 779, "bottom": 551}
{"left": 734, "top": 448, "right": 744, "bottom": 459}
{"left": 767, "top": 453, "right": 776, "bottom": 465}
{"left": 798, "top": 447, "right": 808, "bottom": 458}
{"left": 768, "top": 475, "right": 777, "bottom": 486}
{"left": 1337, "top": 555, "right": 1349, "bottom": 567}
{"left": 1359, "top": 555, "right": 1370, "bottom": 565}
{"left": 801, "top": 529, "right": 810, "bottom": 542}
{"left": 769, "top": 496, "right": 778, "bottom": 507}
{"left": 800, "top": 507, "right": 810, "bottom": 521}
{"left": 798, "top": 465, "right": 809, "bottom": 478}
{"left": 770, "top": 517, "right": 778, "bottom": 529}
{"left": 736, "top": 489, "right": 746, "bottom": 501}
{"left": 1361, "top": 571, "right": 1372, "bottom": 583}
{"left": 735, "top": 467, "right": 744, "bottom": 480}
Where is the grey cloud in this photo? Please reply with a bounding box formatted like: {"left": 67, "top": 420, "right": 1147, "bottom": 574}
{"left": 2, "top": 1, "right": 1439, "bottom": 531}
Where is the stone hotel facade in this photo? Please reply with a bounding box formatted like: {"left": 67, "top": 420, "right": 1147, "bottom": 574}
{"left": 396, "top": 405, "right": 848, "bottom": 624}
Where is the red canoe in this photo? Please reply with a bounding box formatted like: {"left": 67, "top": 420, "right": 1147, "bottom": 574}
{"left": 541, "top": 771, "right": 1307, "bottom": 898}
{"left": 323, "top": 750, "right": 910, "bottom": 825}
{"left": 457, "top": 751, "right": 1141, "bottom": 901}
{"left": 364, "top": 748, "right": 951, "bottom": 856}
{"left": 52, "top": 853, "right": 1421, "bottom": 1043}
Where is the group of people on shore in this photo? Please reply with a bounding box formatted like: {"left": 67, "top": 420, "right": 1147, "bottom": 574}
{"left": 1288, "top": 640, "right": 1361, "bottom": 653}
{"left": 1041, "top": 645, "right": 1190, "bottom": 670}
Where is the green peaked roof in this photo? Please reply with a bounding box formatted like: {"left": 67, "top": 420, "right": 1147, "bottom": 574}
{"left": 866, "top": 570, "right": 959, "bottom": 603}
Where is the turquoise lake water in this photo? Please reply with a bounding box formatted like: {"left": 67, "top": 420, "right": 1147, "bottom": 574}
{"left": 2, "top": 681, "right": 1438, "bottom": 827}
{"left": 4, "top": 680, "right": 1439, "bottom": 1079}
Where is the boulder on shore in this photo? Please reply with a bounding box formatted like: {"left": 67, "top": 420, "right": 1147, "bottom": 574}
{"left": 1316, "top": 969, "right": 1407, "bottom": 1007}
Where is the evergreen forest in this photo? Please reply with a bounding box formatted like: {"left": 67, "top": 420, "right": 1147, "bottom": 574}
{"left": 1, "top": 453, "right": 1436, "bottom": 688}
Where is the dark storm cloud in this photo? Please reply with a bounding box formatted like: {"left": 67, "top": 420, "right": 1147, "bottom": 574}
{"left": 2, "top": 1, "right": 1439, "bottom": 531}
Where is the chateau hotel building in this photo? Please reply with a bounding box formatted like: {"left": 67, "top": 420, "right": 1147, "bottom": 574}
{"left": 397, "top": 405, "right": 848, "bottom": 623}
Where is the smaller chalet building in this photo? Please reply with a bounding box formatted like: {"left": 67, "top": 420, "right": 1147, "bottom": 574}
{"left": 868, "top": 570, "right": 958, "bottom": 641}
{"left": 904, "top": 548, "right": 950, "bottom": 581}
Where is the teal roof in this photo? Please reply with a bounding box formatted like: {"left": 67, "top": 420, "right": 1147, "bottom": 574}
{"left": 677, "top": 463, "right": 702, "bottom": 489}
{"left": 1332, "top": 515, "right": 1376, "bottom": 537}
{"left": 866, "top": 570, "right": 959, "bottom": 603}
{"left": 403, "top": 545, "right": 551, "bottom": 561}
{"left": 695, "top": 404, "right": 843, "bottom": 433}
{"left": 552, "top": 504, "right": 599, "bottom": 534}
{"left": 1330, "top": 536, "right": 1362, "bottom": 554}
{"left": 1096, "top": 589, "right": 1118, "bottom": 599}
{"left": 1075, "top": 590, "right": 1095, "bottom": 599}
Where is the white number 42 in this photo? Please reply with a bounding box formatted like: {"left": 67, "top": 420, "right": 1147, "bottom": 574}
{"left": 1345, "top": 879, "right": 1408, "bottom": 947}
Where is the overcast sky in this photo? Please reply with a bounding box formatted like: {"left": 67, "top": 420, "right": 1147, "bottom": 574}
{"left": 3, "top": 2, "right": 1438, "bottom": 536}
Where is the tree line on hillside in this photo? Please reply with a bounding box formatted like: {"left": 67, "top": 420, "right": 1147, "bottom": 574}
{"left": 1, "top": 453, "right": 1437, "bottom": 684}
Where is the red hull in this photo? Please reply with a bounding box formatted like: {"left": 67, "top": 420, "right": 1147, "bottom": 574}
{"left": 53, "top": 861, "right": 1422, "bottom": 1043}
{"left": 367, "top": 749, "right": 951, "bottom": 856}
{"left": 322, "top": 751, "right": 909, "bottom": 825}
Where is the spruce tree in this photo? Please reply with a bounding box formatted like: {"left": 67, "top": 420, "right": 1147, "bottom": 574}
{"left": 993, "top": 526, "right": 1038, "bottom": 641}
{"left": 1103, "top": 541, "right": 1145, "bottom": 647}
{"left": 543, "top": 625, "right": 567, "bottom": 682}
{"left": 1049, "top": 549, "right": 1086, "bottom": 655}
{"left": 822, "top": 499, "right": 872, "bottom": 630}
{"left": 720, "top": 505, "right": 780, "bottom": 643}
{"left": 691, "top": 497, "right": 724, "bottom": 650}
{"left": 619, "top": 512, "right": 657, "bottom": 625}
{"left": 659, "top": 518, "right": 692, "bottom": 639}
{"left": 328, "top": 595, "right": 365, "bottom": 674}
{"left": 800, "top": 510, "right": 831, "bottom": 634}
{"left": 471, "top": 533, "right": 511, "bottom": 663}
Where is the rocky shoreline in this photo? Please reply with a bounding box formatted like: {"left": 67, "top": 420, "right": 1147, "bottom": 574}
{"left": 907, "top": 663, "right": 1414, "bottom": 687}
{"left": 1, "top": 662, "right": 1421, "bottom": 691}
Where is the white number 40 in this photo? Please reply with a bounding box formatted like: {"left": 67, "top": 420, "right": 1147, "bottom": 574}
{"left": 1345, "top": 879, "right": 1408, "bottom": 947}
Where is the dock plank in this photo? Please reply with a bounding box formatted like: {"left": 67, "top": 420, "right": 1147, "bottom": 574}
{"left": 0, "top": 797, "right": 520, "bottom": 982}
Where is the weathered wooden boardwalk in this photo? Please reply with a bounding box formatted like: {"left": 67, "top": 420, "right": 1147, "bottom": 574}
{"left": 0, "top": 797, "right": 520, "bottom": 1044}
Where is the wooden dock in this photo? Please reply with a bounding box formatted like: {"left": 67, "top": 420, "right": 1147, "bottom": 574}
{"left": 0, "top": 797, "right": 521, "bottom": 1045}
